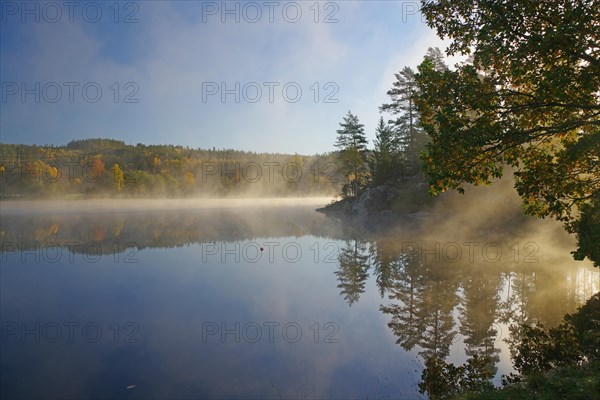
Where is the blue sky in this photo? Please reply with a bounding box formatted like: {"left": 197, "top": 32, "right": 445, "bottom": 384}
{"left": 1, "top": 1, "right": 451, "bottom": 154}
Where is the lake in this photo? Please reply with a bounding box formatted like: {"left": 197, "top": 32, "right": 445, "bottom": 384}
{"left": 1, "top": 199, "right": 598, "bottom": 399}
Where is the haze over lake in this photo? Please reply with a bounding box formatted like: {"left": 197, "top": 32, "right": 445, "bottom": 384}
{"left": 1, "top": 199, "right": 597, "bottom": 399}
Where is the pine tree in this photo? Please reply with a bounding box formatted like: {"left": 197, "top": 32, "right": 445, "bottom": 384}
{"left": 424, "top": 47, "right": 447, "bottom": 73}
{"left": 370, "top": 116, "right": 399, "bottom": 185}
{"left": 381, "top": 49, "right": 445, "bottom": 175}
{"left": 334, "top": 111, "right": 369, "bottom": 197}
{"left": 380, "top": 66, "right": 420, "bottom": 167}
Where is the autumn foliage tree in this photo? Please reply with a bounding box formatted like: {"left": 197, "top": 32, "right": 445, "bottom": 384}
{"left": 111, "top": 163, "right": 125, "bottom": 192}
{"left": 415, "top": 0, "right": 600, "bottom": 265}
{"left": 89, "top": 157, "right": 105, "bottom": 179}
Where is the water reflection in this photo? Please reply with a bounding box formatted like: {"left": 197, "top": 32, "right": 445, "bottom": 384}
{"left": 346, "top": 235, "right": 598, "bottom": 381}
{"left": 1, "top": 200, "right": 598, "bottom": 398}
{"left": 335, "top": 239, "right": 371, "bottom": 306}
{"left": 0, "top": 201, "right": 347, "bottom": 255}
{"left": 380, "top": 245, "right": 460, "bottom": 361}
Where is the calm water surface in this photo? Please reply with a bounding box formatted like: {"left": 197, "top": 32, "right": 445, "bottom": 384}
{"left": 1, "top": 199, "right": 598, "bottom": 399}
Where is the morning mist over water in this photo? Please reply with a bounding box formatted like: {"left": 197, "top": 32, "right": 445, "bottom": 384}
{"left": 1, "top": 188, "right": 598, "bottom": 398}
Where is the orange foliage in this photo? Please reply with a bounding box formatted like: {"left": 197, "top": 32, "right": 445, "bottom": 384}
{"left": 92, "top": 225, "right": 106, "bottom": 241}
{"left": 90, "top": 158, "right": 105, "bottom": 178}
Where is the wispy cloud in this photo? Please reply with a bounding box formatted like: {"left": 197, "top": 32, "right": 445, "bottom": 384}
{"left": 1, "top": 1, "right": 446, "bottom": 153}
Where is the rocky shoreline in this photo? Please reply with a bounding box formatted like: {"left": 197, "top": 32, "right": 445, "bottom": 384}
{"left": 316, "top": 185, "right": 400, "bottom": 217}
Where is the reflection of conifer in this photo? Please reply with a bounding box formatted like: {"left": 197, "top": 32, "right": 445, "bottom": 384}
{"left": 500, "top": 267, "right": 581, "bottom": 330}
{"left": 381, "top": 250, "right": 426, "bottom": 351}
{"left": 459, "top": 266, "right": 503, "bottom": 376}
{"left": 370, "top": 242, "right": 399, "bottom": 298}
{"left": 418, "top": 263, "right": 459, "bottom": 360}
{"left": 335, "top": 239, "right": 371, "bottom": 306}
{"left": 381, "top": 249, "right": 460, "bottom": 360}
{"left": 499, "top": 269, "right": 543, "bottom": 327}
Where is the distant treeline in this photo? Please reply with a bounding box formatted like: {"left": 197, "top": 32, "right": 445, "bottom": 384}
{"left": 0, "top": 139, "right": 345, "bottom": 198}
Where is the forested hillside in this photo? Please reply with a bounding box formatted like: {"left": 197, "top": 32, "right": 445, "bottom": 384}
{"left": 0, "top": 139, "right": 343, "bottom": 198}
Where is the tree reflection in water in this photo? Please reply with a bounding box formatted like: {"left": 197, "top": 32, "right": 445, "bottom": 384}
{"left": 336, "top": 235, "right": 598, "bottom": 381}
{"left": 1, "top": 204, "right": 598, "bottom": 384}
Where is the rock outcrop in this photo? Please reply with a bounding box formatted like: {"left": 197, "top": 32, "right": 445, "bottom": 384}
{"left": 316, "top": 185, "right": 399, "bottom": 217}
